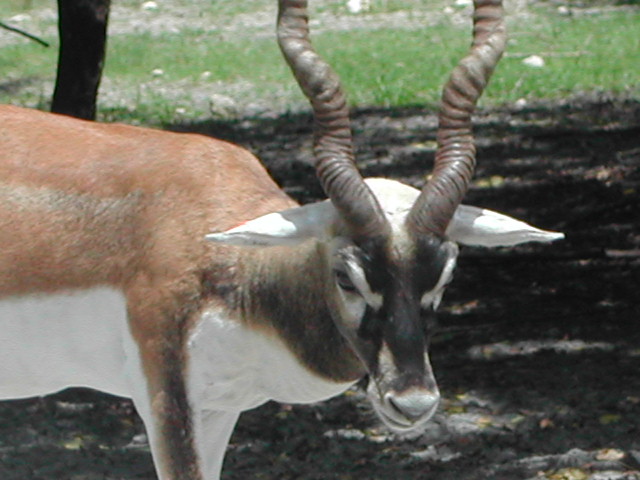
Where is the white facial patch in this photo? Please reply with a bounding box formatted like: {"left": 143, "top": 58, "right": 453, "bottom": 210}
{"left": 421, "top": 243, "right": 459, "bottom": 311}
{"left": 342, "top": 257, "right": 383, "bottom": 310}
{"left": 335, "top": 288, "right": 367, "bottom": 331}
{"left": 334, "top": 256, "right": 382, "bottom": 331}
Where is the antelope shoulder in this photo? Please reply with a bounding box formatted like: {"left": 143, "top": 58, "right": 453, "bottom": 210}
{"left": 186, "top": 301, "right": 357, "bottom": 412}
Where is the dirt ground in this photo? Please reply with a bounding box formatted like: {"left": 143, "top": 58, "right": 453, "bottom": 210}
{"left": 0, "top": 95, "right": 639, "bottom": 479}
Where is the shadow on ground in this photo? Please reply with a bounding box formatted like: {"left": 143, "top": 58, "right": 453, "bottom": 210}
{"left": 1, "top": 95, "right": 639, "bottom": 479}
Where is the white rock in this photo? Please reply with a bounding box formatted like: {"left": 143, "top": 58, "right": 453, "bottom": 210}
{"left": 141, "top": 1, "right": 158, "bottom": 11}
{"left": 151, "top": 68, "right": 164, "bottom": 77}
{"left": 130, "top": 433, "right": 148, "bottom": 446}
{"left": 522, "top": 55, "right": 545, "bottom": 68}
{"left": 323, "top": 428, "right": 366, "bottom": 440}
{"left": 209, "top": 94, "right": 238, "bottom": 117}
{"left": 346, "top": 0, "right": 370, "bottom": 14}
{"left": 515, "top": 98, "right": 528, "bottom": 109}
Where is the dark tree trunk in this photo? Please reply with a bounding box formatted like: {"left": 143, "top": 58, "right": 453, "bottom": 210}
{"left": 51, "top": 0, "right": 110, "bottom": 120}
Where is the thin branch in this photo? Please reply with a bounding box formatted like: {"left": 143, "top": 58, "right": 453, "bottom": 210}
{"left": 0, "top": 21, "right": 49, "bottom": 48}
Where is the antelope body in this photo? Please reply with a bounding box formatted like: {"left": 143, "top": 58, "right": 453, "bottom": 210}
{"left": 0, "top": 1, "right": 562, "bottom": 479}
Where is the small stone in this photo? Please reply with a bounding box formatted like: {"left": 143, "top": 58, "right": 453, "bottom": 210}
{"left": 522, "top": 55, "right": 545, "bottom": 68}
{"left": 346, "top": 0, "right": 370, "bottom": 14}
{"left": 595, "top": 449, "right": 625, "bottom": 461}
{"left": 209, "top": 94, "right": 238, "bottom": 117}
{"left": 141, "top": 1, "right": 158, "bottom": 11}
{"left": 130, "top": 433, "right": 148, "bottom": 445}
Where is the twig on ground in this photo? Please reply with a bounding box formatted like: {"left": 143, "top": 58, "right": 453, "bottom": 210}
{"left": 0, "top": 21, "right": 49, "bottom": 48}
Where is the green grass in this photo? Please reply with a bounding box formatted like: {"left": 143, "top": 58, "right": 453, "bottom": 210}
{"left": 1, "top": 2, "right": 638, "bottom": 123}
{"left": 3, "top": 0, "right": 49, "bottom": 17}
{"left": 495, "top": 10, "right": 640, "bottom": 102}
{"left": 324, "top": 11, "right": 640, "bottom": 106}
{"left": 104, "top": 33, "right": 283, "bottom": 85}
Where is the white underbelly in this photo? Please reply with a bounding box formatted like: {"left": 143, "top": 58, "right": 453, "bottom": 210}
{"left": 0, "top": 288, "right": 131, "bottom": 399}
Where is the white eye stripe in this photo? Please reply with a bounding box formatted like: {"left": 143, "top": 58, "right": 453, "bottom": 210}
{"left": 337, "top": 290, "right": 367, "bottom": 328}
{"left": 343, "top": 258, "right": 383, "bottom": 310}
{"left": 367, "top": 292, "right": 384, "bottom": 310}
{"left": 421, "top": 246, "right": 458, "bottom": 310}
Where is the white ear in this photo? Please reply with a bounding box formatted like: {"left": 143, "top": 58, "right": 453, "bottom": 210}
{"left": 206, "top": 201, "right": 336, "bottom": 246}
{"left": 447, "top": 205, "right": 564, "bottom": 247}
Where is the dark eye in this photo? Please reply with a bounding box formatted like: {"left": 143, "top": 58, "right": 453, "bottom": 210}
{"left": 334, "top": 269, "right": 357, "bottom": 293}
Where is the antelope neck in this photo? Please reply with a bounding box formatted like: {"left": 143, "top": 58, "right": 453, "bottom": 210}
{"left": 229, "top": 241, "right": 365, "bottom": 383}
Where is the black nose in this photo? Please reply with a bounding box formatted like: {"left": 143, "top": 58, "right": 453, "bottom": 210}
{"left": 386, "top": 388, "right": 440, "bottom": 421}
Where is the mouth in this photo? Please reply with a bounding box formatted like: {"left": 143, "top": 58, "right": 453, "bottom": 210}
{"left": 376, "top": 408, "right": 419, "bottom": 432}
{"left": 368, "top": 388, "right": 439, "bottom": 433}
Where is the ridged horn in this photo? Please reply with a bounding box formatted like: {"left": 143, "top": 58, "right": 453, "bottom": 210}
{"left": 277, "top": 0, "right": 390, "bottom": 241}
{"left": 407, "top": 0, "right": 507, "bottom": 237}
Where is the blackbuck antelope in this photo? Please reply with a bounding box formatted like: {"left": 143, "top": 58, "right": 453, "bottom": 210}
{"left": 0, "top": 0, "right": 563, "bottom": 478}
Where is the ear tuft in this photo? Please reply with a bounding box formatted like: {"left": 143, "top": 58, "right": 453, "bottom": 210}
{"left": 447, "top": 205, "right": 564, "bottom": 247}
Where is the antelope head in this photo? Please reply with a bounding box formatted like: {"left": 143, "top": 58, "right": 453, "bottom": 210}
{"left": 209, "top": 0, "right": 562, "bottom": 432}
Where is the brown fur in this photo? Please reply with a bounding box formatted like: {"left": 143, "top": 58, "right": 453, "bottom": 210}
{"left": 0, "top": 105, "right": 295, "bottom": 295}
{"left": 0, "top": 104, "right": 298, "bottom": 479}
{"left": 229, "top": 241, "right": 365, "bottom": 382}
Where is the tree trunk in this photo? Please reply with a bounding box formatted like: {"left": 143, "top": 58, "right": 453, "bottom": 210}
{"left": 51, "top": 0, "right": 110, "bottom": 120}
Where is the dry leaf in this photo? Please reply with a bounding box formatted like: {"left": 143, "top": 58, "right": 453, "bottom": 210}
{"left": 595, "top": 448, "right": 625, "bottom": 461}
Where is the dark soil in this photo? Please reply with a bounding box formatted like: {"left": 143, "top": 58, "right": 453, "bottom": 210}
{"left": 1, "top": 95, "right": 639, "bottom": 480}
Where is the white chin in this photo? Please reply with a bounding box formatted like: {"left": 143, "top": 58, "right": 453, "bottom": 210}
{"left": 369, "top": 395, "right": 437, "bottom": 433}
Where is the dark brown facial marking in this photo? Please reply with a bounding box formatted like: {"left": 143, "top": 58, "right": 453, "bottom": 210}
{"left": 351, "top": 235, "right": 454, "bottom": 378}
